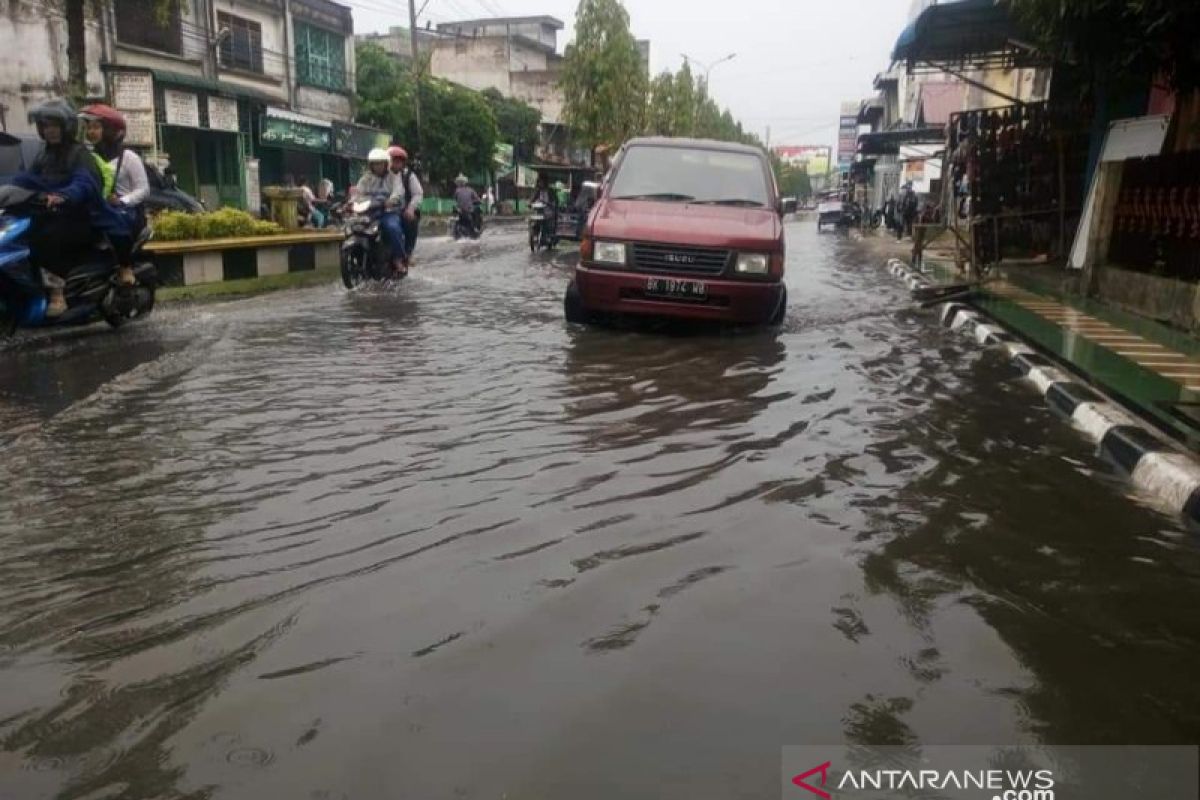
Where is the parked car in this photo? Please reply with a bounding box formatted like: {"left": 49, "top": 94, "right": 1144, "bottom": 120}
{"left": 143, "top": 164, "right": 205, "bottom": 214}
{"left": 564, "top": 137, "right": 791, "bottom": 327}
{"left": 0, "top": 132, "right": 204, "bottom": 213}
{"left": 0, "top": 132, "right": 45, "bottom": 185}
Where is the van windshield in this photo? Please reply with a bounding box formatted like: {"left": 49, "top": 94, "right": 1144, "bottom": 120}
{"left": 609, "top": 146, "right": 771, "bottom": 207}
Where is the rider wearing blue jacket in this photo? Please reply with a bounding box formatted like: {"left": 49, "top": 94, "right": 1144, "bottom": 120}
{"left": 14, "top": 99, "right": 134, "bottom": 316}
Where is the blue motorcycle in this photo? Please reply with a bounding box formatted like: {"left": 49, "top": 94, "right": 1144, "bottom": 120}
{"left": 0, "top": 185, "right": 157, "bottom": 337}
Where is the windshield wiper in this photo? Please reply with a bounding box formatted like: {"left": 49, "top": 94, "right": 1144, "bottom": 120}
{"left": 691, "top": 198, "right": 767, "bottom": 207}
{"left": 613, "top": 192, "right": 696, "bottom": 201}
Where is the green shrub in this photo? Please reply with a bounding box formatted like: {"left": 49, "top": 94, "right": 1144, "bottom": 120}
{"left": 152, "top": 209, "right": 284, "bottom": 241}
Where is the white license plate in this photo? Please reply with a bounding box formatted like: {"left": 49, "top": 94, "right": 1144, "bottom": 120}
{"left": 646, "top": 277, "right": 707, "bottom": 298}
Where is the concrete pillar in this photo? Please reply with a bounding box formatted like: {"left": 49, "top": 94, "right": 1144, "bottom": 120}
{"left": 1078, "top": 160, "right": 1125, "bottom": 297}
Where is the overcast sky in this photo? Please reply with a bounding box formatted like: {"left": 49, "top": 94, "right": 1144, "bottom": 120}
{"left": 347, "top": 0, "right": 913, "bottom": 152}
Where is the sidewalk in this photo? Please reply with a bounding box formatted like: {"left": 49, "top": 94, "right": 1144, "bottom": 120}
{"left": 974, "top": 267, "right": 1200, "bottom": 447}
{"left": 869, "top": 223, "right": 1200, "bottom": 448}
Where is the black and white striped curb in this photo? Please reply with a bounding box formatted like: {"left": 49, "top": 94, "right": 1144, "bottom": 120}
{"left": 885, "top": 258, "right": 1200, "bottom": 525}
{"left": 887, "top": 258, "right": 934, "bottom": 292}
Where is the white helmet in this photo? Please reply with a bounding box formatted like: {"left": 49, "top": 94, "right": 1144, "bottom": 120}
{"left": 368, "top": 148, "right": 390, "bottom": 163}
{"left": 455, "top": 174, "right": 468, "bottom": 185}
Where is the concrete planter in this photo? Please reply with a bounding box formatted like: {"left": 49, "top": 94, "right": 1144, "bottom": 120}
{"left": 146, "top": 232, "right": 342, "bottom": 287}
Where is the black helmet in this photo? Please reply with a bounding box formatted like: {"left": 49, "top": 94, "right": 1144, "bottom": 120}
{"left": 28, "top": 99, "right": 78, "bottom": 141}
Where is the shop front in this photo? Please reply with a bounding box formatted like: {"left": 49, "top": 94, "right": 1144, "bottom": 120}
{"left": 104, "top": 68, "right": 264, "bottom": 210}
{"left": 256, "top": 107, "right": 333, "bottom": 190}
{"left": 257, "top": 109, "right": 388, "bottom": 197}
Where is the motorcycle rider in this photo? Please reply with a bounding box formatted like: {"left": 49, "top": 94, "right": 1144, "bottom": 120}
{"left": 350, "top": 148, "right": 406, "bottom": 275}
{"left": 388, "top": 146, "right": 423, "bottom": 261}
{"left": 12, "top": 99, "right": 114, "bottom": 317}
{"left": 453, "top": 174, "right": 481, "bottom": 236}
{"left": 78, "top": 104, "right": 148, "bottom": 287}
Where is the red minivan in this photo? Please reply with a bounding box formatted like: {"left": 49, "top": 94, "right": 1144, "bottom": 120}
{"left": 564, "top": 137, "right": 791, "bottom": 326}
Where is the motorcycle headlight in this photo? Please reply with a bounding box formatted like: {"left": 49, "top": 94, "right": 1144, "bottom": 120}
{"left": 735, "top": 253, "right": 769, "bottom": 275}
{"left": 593, "top": 241, "right": 626, "bottom": 265}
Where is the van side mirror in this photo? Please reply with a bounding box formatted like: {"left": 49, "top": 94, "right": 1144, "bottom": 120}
{"left": 779, "top": 197, "right": 797, "bottom": 216}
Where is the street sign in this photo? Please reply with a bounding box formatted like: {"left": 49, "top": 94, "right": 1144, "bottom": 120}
{"left": 207, "top": 96, "right": 240, "bottom": 133}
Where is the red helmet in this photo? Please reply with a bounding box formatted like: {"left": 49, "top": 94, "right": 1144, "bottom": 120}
{"left": 388, "top": 145, "right": 408, "bottom": 161}
{"left": 79, "top": 103, "right": 127, "bottom": 136}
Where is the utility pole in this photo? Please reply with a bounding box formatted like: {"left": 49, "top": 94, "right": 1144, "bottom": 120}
{"left": 408, "top": 0, "right": 423, "bottom": 154}
{"left": 681, "top": 52, "right": 736, "bottom": 133}
{"left": 765, "top": 125, "right": 771, "bottom": 150}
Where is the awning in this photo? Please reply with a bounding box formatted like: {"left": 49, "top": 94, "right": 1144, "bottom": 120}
{"left": 858, "top": 127, "right": 945, "bottom": 156}
{"left": 141, "top": 68, "right": 278, "bottom": 104}
{"left": 892, "top": 0, "right": 1045, "bottom": 72}
{"left": 857, "top": 98, "right": 885, "bottom": 125}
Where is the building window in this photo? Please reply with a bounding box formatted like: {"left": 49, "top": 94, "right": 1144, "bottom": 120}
{"left": 295, "top": 23, "right": 346, "bottom": 90}
{"left": 116, "top": 0, "right": 182, "bottom": 55}
{"left": 218, "top": 13, "right": 263, "bottom": 74}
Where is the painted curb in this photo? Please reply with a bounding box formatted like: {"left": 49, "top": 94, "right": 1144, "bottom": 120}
{"left": 885, "top": 258, "right": 1200, "bottom": 525}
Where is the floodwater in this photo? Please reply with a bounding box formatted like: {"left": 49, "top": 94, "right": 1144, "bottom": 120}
{"left": 2, "top": 220, "right": 1199, "bottom": 799}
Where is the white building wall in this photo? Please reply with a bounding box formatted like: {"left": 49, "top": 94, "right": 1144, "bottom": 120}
{"left": 213, "top": 0, "right": 289, "bottom": 104}
{"left": 430, "top": 38, "right": 512, "bottom": 94}
{"left": 0, "top": 0, "right": 107, "bottom": 135}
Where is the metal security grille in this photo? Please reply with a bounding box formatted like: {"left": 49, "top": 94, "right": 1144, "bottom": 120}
{"left": 632, "top": 243, "right": 729, "bottom": 276}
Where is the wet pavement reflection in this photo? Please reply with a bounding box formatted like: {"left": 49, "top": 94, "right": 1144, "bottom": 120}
{"left": 2, "top": 221, "right": 1199, "bottom": 799}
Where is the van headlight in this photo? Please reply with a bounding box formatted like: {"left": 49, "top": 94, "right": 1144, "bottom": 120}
{"left": 594, "top": 241, "right": 626, "bottom": 265}
{"left": 736, "top": 254, "right": 769, "bottom": 274}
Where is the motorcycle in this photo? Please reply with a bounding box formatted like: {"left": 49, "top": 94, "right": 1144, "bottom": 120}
{"left": 453, "top": 201, "right": 483, "bottom": 241}
{"left": 528, "top": 201, "right": 557, "bottom": 252}
{"left": 339, "top": 196, "right": 404, "bottom": 289}
{"left": 0, "top": 185, "right": 156, "bottom": 337}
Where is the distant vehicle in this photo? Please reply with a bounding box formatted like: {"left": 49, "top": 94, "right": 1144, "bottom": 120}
{"left": 564, "top": 136, "right": 792, "bottom": 327}
{"left": 816, "top": 194, "right": 849, "bottom": 232}
{"left": 144, "top": 164, "right": 204, "bottom": 214}
{"left": 0, "top": 133, "right": 204, "bottom": 214}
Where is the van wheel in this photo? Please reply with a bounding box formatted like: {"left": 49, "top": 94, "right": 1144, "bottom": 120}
{"left": 769, "top": 286, "right": 787, "bottom": 326}
{"left": 564, "top": 281, "right": 589, "bottom": 324}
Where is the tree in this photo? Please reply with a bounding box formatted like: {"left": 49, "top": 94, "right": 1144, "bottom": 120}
{"left": 670, "top": 62, "right": 697, "bottom": 136}
{"left": 645, "top": 71, "right": 676, "bottom": 136}
{"left": 355, "top": 43, "right": 498, "bottom": 188}
{"left": 559, "top": 0, "right": 648, "bottom": 156}
{"left": 480, "top": 88, "right": 541, "bottom": 161}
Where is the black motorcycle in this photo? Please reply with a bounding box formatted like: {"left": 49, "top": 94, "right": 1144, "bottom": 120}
{"left": 339, "top": 196, "right": 403, "bottom": 289}
{"left": 0, "top": 185, "right": 156, "bottom": 336}
{"left": 453, "top": 202, "right": 483, "bottom": 241}
{"left": 528, "top": 201, "right": 557, "bottom": 252}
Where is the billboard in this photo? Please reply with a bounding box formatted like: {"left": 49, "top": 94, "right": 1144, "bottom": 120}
{"left": 774, "top": 145, "right": 831, "bottom": 177}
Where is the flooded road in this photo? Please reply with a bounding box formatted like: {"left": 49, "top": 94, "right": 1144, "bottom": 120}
{"left": 2, "top": 220, "right": 1200, "bottom": 799}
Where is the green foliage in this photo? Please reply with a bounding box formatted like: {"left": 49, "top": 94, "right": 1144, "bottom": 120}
{"left": 355, "top": 43, "right": 417, "bottom": 141}
{"left": 1005, "top": 0, "right": 1200, "bottom": 93}
{"left": 641, "top": 63, "right": 760, "bottom": 148}
{"left": 421, "top": 80, "right": 499, "bottom": 187}
{"left": 776, "top": 161, "right": 813, "bottom": 200}
{"left": 559, "top": 0, "right": 649, "bottom": 152}
{"left": 354, "top": 43, "right": 498, "bottom": 187}
{"left": 152, "top": 209, "right": 282, "bottom": 241}
{"left": 481, "top": 88, "right": 541, "bottom": 160}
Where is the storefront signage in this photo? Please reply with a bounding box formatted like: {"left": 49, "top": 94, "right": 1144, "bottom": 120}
{"left": 109, "top": 71, "right": 155, "bottom": 147}
{"left": 333, "top": 122, "right": 389, "bottom": 159}
{"left": 837, "top": 114, "right": 858, "bottom": 167}
{"left": 112, "top": 72, "right": 154, "bottom": 110}
{"left": 207, "top": 96, "right": 240, "bottom": 133}
{"left": 260, "top": 115, "right": 331, "bottom": 151}
{"left": 164, "top": 89, "right": 200, "bottom": 128}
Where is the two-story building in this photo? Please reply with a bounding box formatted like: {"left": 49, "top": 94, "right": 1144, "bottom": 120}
{"left": 1, "top": 0, "right": 387, "bottom": 211}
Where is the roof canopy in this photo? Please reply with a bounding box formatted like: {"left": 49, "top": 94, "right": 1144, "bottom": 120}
{"left": 857, "top": 127, "right": 945, "bottom": 156}
{"left": 892, "top": 0, "right": 1046, "bottom": 73}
